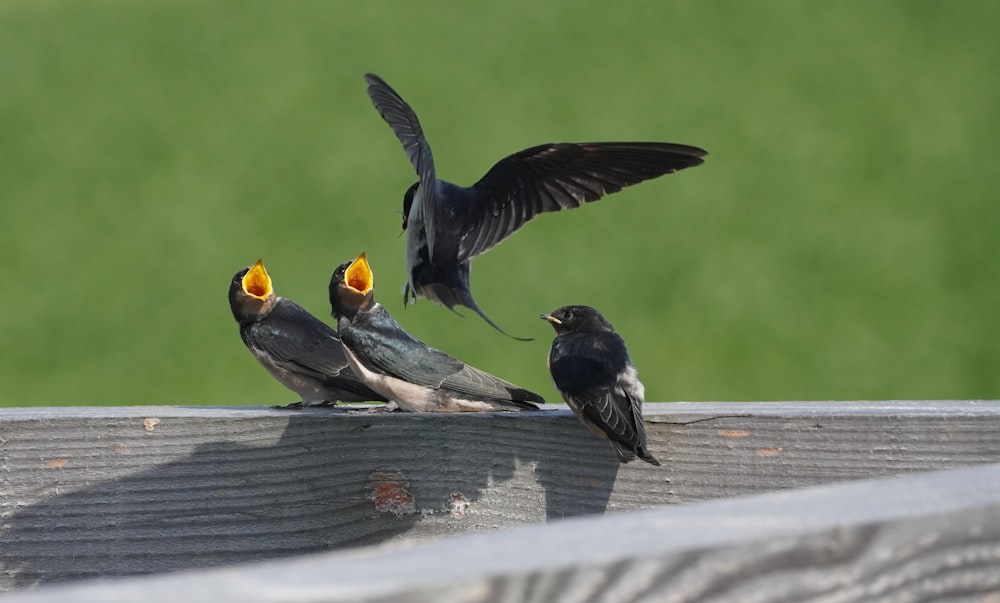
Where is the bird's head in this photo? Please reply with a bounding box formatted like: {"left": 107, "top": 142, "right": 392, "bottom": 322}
{"left": 540, "top": 305, "right": 614, "bottom": 335}
{"left": 401, "top": 182, "right": 419, "bottom": 231}
{"left": 330, "top": 252, "right": 375, "bottom": 319}
{"left": 229, "top": 259, "right": 276, "bottom": 324}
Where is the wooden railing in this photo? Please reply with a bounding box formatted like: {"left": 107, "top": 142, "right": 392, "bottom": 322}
{"left": 2, "top": 401, "right": 999, "bottom": 600}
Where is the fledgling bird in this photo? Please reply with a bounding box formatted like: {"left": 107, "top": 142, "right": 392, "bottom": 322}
{"left": 364, "top": 72, "right": 707, "bottom": 339}
{"left": 329, "top": 252, "right": 544, "bottom": 412}
{"left": 228, "top": 259, "right": 388, "bottom": 407}
{"left": 542, "top": 305, "right": 660, "bottom": 465}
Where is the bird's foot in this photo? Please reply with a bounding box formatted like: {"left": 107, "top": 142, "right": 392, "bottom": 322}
{"left": 347, "top": 401, "right": 401, "bottom": 414}
{"left": 272, "top": 400, "right": 337, "bottom": 410}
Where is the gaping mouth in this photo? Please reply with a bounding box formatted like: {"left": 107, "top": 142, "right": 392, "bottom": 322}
{"left": 346, "top": 253, "right": 374, "bottom": 294}
{"left": 243, "top": 259, "right": 273, "bottom": 299}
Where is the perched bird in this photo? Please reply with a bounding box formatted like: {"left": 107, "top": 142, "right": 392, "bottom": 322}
{"left": 542, "top": 305, "right": 659, "bottom": 465}
{"left": 329, "top": 252, "right": 544, "bottom": 412}
{"left": 228, "top": 259, "right": 387, "bottom": 407}
{"left": 365, "top": 72, "right": 707, "bottom": 339}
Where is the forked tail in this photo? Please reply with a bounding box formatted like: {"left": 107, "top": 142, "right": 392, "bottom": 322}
{"left": 422, "top": 281, "right": 533, "bottom": 341}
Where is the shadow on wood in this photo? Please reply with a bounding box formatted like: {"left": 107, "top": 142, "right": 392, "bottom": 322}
{"left": 7, "top": 463, "right": 1000, "bottom": 603}
{"left": 0, "top": 407, "right": 623, "bottom": 589}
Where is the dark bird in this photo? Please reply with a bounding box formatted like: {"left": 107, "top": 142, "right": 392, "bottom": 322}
{"left": 329, "top": 252, "right": 544, "bottom": 412}
{"left": 542, "top": 305, "right": 659, "bottom": 465}
{"left": 364, "top": 72, "right": 707, "bottom": 339}
{"left": 229, "top": 259, "right": 388, "bottom": 407}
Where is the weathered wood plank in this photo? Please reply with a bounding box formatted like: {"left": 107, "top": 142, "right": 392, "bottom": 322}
{"left": 1, "top": 401, "right": 999, "bottom": 590}
{"left": 7, "top": 463, "right": 1000, "bottom": 603}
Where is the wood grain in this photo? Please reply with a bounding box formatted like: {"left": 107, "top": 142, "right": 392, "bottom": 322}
{"left": 2, "top": 401, "right": 999, "bottom": 591}
{"left": 6, "top": 463, "right": 1000, "bottom": 602}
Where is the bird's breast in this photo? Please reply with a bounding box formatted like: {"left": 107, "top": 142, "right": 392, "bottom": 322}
{"left": 405, "top": 216, "right": 430, "bottom": 294}
{"left": 247, "top": 345, "right": 326, "bottom": 401}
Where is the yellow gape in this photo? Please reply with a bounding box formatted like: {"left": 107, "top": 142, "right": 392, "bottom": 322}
{"left": 243, "top": 259, "right": 273, "bottom": 299}
{"left": 346, "top": 253, "right": 374, "bottom": 294}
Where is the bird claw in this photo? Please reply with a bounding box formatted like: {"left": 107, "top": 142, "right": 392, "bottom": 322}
{"left": 272, "top": 400, "right": 337, "bottom": 410}
{"left": 348, "top": 401, "right": 401, "bottom": 414}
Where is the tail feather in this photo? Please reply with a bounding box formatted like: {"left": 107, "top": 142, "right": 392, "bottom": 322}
{"left": 610, "top": 439, "right": 661, "bottom": 466}
{"left": 465, "top": 298, "right": 533, "bottom": 342}
{"left": 637, "top": 448, "right": 662, "bottom": 466}
{"left": 492, "top": 398, "right": 542, "bottom": 411}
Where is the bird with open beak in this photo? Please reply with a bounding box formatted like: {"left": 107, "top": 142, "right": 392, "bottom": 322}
{"left": 228, "top": 259, "right": 388, "bottom": 407}
{"left": 365, "top": 72, "right": 707, "bottom": 340}
{"left": 329, "top": 253, "right": 544, "bottom": 412}
{"left": 542, "top": 305, "right": 660, "bottom": 465}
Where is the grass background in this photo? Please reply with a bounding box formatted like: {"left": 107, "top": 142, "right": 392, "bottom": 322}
{"left": 1, "top": 1, "right": 997, "bottom": 406}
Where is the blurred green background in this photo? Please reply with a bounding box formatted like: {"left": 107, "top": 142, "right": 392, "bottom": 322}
{"left": 2, "top": 1, "right": 997, "bottom": 406}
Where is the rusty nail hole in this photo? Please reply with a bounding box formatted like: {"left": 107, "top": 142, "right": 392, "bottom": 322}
{"left": 366, "top": 469, "right": 416, "bottom": 518}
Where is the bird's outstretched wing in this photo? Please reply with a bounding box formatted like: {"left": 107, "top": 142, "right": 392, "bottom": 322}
{"left": 459, "top": 141, "right": 707, "bottom": 261}
{"left": 364, "top": 73, "right": 442, "bottom": 257}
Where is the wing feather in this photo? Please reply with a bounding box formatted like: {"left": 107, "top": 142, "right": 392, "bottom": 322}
{"left": 550, "top": 331, "right": 647, "bottom": 455}
{"left": 461, "top": 142, "right": 707, "bottom": 260}
{"left": 243, "top": 300, "right": 354, "bottom": 380}
{"left": 364, "top": 73, "right": 442, "bottom": 256}
{"left": 341, "top": 306, "right": 541, "bottom": 403}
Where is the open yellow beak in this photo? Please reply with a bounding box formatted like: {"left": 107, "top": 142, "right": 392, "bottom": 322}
{"left": 346, "top": 253, "right": 374, "bottom": 295}
{"left": 243, "top": 259, "right": 273, "bottom": 300}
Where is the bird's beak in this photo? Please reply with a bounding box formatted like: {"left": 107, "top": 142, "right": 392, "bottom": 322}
{"left": 540, "top": 313, "right": 562, "bottom": 325}
{"left": 346, "top": 253, "right": 374, "bottom": 295}
{"left": 243, "top": 259, "right": 273, "bottom": 300}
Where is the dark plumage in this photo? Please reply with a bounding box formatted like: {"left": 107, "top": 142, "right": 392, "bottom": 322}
{"left": 228, "top": 259, "right": 387, "bottom": 407}
{"left": 542, "top": 305, "right": 659, "bottom": 465}
{"left": 365, "top": 72, "right": 707, "bottom": 339}
{"left": 329, "top": 253, "right": 544, "bottom": 412}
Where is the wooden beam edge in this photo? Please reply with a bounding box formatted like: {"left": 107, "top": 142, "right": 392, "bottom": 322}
{"left": 2, "top": 399, "right": 998, "bottom": 421}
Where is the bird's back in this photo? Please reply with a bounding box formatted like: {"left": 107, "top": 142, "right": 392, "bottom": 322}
{"left": 341, "top": 304, "right": 542, "bottom": 409}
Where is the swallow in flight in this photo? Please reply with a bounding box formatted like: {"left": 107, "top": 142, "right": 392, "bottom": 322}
{"left": 365, "top": 72, "right": 707, "bottom": 339}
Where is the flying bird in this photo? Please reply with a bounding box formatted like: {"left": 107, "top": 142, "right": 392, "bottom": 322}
{"left": 365, "top": 72, "right": 707, "bottom": 339}
{"left": 329, "top": 252, "right": 544, "bottom": 412}
{"left": 542, "top": 305, "right": 659, "bottom": 465}
{"left": 229, "top": 259, "right": 387, "bottom": 407}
